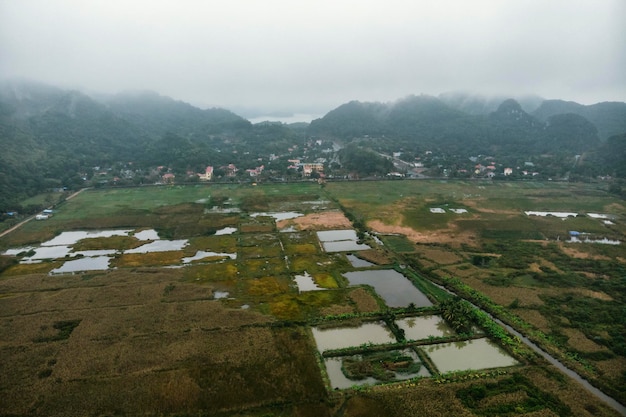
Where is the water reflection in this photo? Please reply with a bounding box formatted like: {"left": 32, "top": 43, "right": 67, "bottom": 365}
{"left": 182, "top": 251, "right": 236, "bottom": 263}
{"left": 125, "top": 239, "right": 188, "bottom": 253}
{"left": 215, "top": 227, "right": 237, "bottom": 235}
{"left": 423, "top": 338, "right": 518, "bottom": 373}
{"left": 311, "top": 321, "right": 396, "bottom": 352}
{"left": 251, "top": 211, "right": 303, "bottom": 221}
{"left": 51, "top": 256, "right": 111, "bottom": 274}
{"left": 346, "top": 254, "right": 374, "bottom": 268}
{"left": 395, "top": 316, "right": 456, "bottom": 340}
{"left": 343, "top": 270, "right": 433, "bottom": 308}
{"left": 293, "top": 271, "right": 324, "bottom": 292}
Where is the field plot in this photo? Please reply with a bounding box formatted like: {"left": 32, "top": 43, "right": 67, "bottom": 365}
{"left": 1, "top": 181, "right": 624, "bottom": 417}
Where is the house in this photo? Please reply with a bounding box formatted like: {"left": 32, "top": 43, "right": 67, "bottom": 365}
{"left": 225, "top": 164, "right": 238, "bottom": 177}
{"left": 246, "top": 165, "right": 265, "bottom": 177}
{"left": 504, "top": 168, "right": 513, "bottom": 176}
{"left": 198, "top": 166, "right": 214, "bottom": 181}
{"left": 162, "top": 173, "right": 175, "bottom": 183}
{"left": 35, "top": 214, "right": 49, "bottom": 220}
{"left": 300, "top": 162, "right": 324, "bottom": 177}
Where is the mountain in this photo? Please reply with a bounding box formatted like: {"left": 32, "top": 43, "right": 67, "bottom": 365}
{"left": 532, "top": 100, "right": 626, "bottom": 140}
{"left": 1, "top": 80, "right": 624, "bottom": 210}
{"left": 439, "top": 91, "right": 544, "bottom": 115}
{"left": 101, "top": 90, "right": 251, "bottom": 139}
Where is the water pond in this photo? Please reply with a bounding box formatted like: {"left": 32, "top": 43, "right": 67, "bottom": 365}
{"left": 215, "top": 227, "right": 237, "bottom": 235}
{"left": 317, "top": 230, "right": 370, "bottom": 253}
{"left": 182, "top": 251, "right": 236, "bottom": 263}
{"left": 395, "top": 315, "right": 456, "bottom": 341}
{"left": 125, "top": 239, "right": 188, "bottom": 253}
{"left": 133, "top": 229, "right": 160, "bottom": 240}
{"left": 343, "top": 270, "right": 433, "bottom": 308}
{"left": 293, "top": 271, "right": 324, "bottom": 292}
{"left": 251, "top": 211, "right": 303, "bottom": 221}
{"left": 41, "top": 230, "right": 133, "bottom": 246}
{"left": 423, "top": 338, "right": 518, "bottom": 373}
{"left": 324, "top": 349, "right": 430, "bottom": 389}
{"left": 317, "top": 229, "right": 358, "bottom": 242}
{"left": 311, "top": 321, "right": 396, "bottom": 353}
{"left": 346, "top": 254, "right": 374, "bottom": 268}
{"left": 50, "top": 256, "right": 112, "bottom": 274}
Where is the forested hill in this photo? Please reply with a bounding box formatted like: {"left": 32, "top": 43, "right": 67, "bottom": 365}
{"left": 309, "top": 95, "right": 610, "bottom": 154}
{"left": 532, "top": 99, "right": 626, "bottom": 140}
{"left": 1, "top": 80, "right": 625, "bottom": 211}
{"left": 0, "top": 80, "right": 286, "bottom": 209}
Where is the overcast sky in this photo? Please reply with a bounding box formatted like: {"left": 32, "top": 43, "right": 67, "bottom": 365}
{"left": 1, "top": 0, "right": 624, "bottom": 117}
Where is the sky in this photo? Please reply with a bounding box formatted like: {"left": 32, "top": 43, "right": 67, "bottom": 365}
{"left": 1, "top": 0, "right": 625, "bottom": 118}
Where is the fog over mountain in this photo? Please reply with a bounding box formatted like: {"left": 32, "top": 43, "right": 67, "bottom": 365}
{"left": 1, "top": 1, "right": 624, "bottom": 118}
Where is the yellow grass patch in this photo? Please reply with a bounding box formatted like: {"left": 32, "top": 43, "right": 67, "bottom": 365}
{"left": 1, "top": 261, "right": 61, "bottom": 276}
{"left": 247, "top": 277, "right": 289, "bottom": 296}
{"left": 183, "top": 263, "right": 238, "bottom": 282}
{"left": 187, "top": 235, "right": 236, "bottom": 252}
{"left": 285, "top": 243, "right": 319, "bottom": 255}
{"left": 312, "top": 273, "right": 337, "bottom": 288}
{"left": 269, "top": 297, "right": 300, "bottom": 320}
{"left": 114, "top": 251, "right": 184, "bottom": 267}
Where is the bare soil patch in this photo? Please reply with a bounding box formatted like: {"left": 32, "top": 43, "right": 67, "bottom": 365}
{"left": 277, "top": 211, "right": 352, "bottom": 231}
{"left": 368, "top": 219, "right": 475, "bottom": 247}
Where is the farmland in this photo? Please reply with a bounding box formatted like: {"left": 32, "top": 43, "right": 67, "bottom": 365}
{"left": 1, "top": 180, "right": 625, "bottom": 416}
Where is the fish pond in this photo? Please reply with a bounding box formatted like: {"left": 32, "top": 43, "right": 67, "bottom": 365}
{"left": 342, "top": 269, "right": 433, "bottom": 308}
{"left": 311, "top": 321, "right": 396, "bottom": 353}
{"left": 423, "top": 338, "right": 519, "bottom": 373}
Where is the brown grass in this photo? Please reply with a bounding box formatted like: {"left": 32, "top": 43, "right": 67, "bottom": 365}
{"left": 357, "top": 249, "right": 393, "bottom": 265}
{"left": 415, "top": 245, "right": 463, "bottom": 265}
{"left": 348, "top": 288, "right": 380, "bottom": 313}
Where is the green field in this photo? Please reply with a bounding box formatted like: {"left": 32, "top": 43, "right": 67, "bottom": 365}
{"left": 1, "top": 180, "right": 624, "bottom": 417}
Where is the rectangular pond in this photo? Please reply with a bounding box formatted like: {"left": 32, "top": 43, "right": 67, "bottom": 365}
{"left": 422, "top": 338, "right": 519, "bottom": 373}
{"left": 395, "top": 315, "right": 456, "bottom": 341}
{"left": 311, "top": 321, "right": 396, "bottom": 353}
{"left": 342, "top": 269, "right": 433, "bottom": 308}
{"left": 316, "top": 229, "right": 371, "bottom": 253}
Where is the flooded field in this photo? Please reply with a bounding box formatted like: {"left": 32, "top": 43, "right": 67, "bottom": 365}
{"left": 2, "top": 182, "right": 623, "bottom": 417}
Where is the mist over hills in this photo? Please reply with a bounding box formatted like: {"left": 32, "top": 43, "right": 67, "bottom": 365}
{"left": 1, "top": 79, "right": 625, "bottom": 210}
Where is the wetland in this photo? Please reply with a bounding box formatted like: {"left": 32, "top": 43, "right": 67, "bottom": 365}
{"left": 1, "top": 180, "right": 625, "bottom": 417}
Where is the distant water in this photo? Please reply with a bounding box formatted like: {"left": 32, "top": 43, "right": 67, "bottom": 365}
{"left": 247, "top": 113, "right": 321, "bottom": 124}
